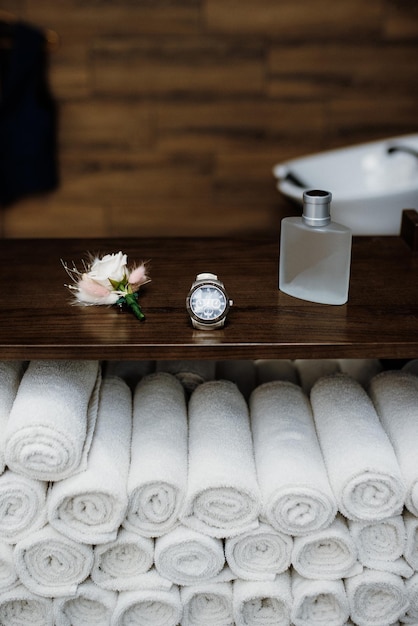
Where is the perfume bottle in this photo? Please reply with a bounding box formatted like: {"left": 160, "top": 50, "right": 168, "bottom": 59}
{"left": 279, "top": 189, "right": 352, "bottom": 305}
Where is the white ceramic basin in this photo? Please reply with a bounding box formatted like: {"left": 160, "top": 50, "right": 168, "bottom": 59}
{"left": 273, "top": 133, "right": 418, "bottom": 235}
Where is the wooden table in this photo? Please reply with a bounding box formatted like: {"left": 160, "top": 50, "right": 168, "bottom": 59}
{"left": 0, "top": 236, "right": 417, "bottom": 360}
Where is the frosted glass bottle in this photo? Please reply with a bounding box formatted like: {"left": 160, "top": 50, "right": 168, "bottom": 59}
{"left": 279, "top": 189, "right": 352, "bottom": 305}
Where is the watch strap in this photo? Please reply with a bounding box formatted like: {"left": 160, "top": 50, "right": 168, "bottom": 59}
{"left": 191, "top": 317, "right": 226, "bottom": 330}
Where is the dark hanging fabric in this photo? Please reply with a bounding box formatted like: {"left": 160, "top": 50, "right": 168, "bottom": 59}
{"left": 0, "top": 20, "right": 58, "bottom": 206}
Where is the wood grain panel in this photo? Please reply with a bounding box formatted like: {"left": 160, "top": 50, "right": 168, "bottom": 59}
{"left": 268, "top": 43, "right": 418, "bottom": 99}
{"left": 59, "top": 101, "right": 155, "bottom": 151}
{"left": 91, "top": 36, "right": 265, "bottom": 96}
{"left": 326, "top": 97, "right": 418, "bottom": 144}
{"left": 1, "top": 0, "right": 418, "bottom": 238}
{"left": 383, "top": 0, "right": 418, "bottom": 40}
{"left": 26, "top": 0, "right": 201, "bottom": 37}
{"left": 156, "top": 100, "right": 325, "bottom": 151}
{"left": 2, "top": 197, "right": 108, "bottom": 238}
{"left": 205, "top": 0, "right": 382, "bottom": 38}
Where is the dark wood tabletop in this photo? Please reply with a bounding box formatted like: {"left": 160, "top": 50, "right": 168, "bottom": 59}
{"left": 0, "top": 235, "right": 417, "bottom": 360}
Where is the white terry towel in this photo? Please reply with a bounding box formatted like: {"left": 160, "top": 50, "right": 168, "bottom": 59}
{"left": 291, "top": 571, "right": 349, "bottom": 626}
{"left": 154, "top": 525, "right": 225, "bottom": 586}
{"left": 181, "top": 581, "right": 233, "bottom": 626}
{"left": 345, "top": 568, "right": 409, "bottom": 626}
{"left": 310, "top": 373, "right": 406, "bottom": 521}
{"left": 250, "top": 381, "right": 337, "bottom": 536}
{"left": 13, "top": 524, "right": 93, "bottom": 597}
{"left": 124, "top": 372, "right": 188, "bottom": 537}
{"left": 402, "top": 573, "right": 418, "bottom": 624}
{"left": 403, "top": 359, "right": 418, "bottom": 376}
{"left": 225, "top": 522, "right": 292, "bottom": 581}
{"left": 0, "top": 583, "right": 53, "bottom": 626}
{"left": 103, "top": 359, "right": 155, "bottom": 389}
{"left": 0, "top": 361, "right": 24, "bottom": 476}
{"left": 54, "top": 578, "right": 117, "bottom": 625}
{"left": 0, "top": 543, "right": 18, "bottom": 591}
{"left": 403, "top": 511, "right": 418, "bottom": 570}
{"left": 369, "top": 371, "right": 418, "bottom": 517}
{"left": 337, "top": 358, "right": 382, "bottom": 387}
{"left": 294, "top": 359, "right": 341, "bottom": 394}
{"left": 233, "top": 572, "right": 292, "bottom": 626}
{"left": 292, "top": 514, "right": 360, "bottom": 580}
{"left": 254, "top": 359, "right": 299, "bottom": 385}
{"left": 91, "top": 527, "right": 154, "bottom": 591}
{"left": 0, "top": 469, "right": 47, "bottom": 544}
{"left": 181, "top": 380, "right": 261, "bottom": 538}
{"left": 216, "top": 360, "right": 257, "bottom": 400}
{"left": 349, "top": 515, "right": 412, "bottom": 578}
{"left": 47, "top": 376, "right": 132, "bottom": 545}
{"left": 155, "top": 359, "right": 215, "bottom": 393}
{"left": 5, "top": 360, "right": 101, "bottom": 481}
{"left": 110, "top": 585, "right": 182, "bottom": 626}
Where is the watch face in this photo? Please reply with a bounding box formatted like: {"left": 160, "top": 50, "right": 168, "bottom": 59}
{"left": 189, "top": 284, "right": 228, "bottom": 322}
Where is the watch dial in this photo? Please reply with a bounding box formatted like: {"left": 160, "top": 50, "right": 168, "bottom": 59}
{"left": 190, "top": 285, "right": 227, "bottom": 321}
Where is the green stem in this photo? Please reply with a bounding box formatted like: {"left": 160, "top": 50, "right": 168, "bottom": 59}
{"left": 125, "top": 293, "right": 145, "bottom": 321}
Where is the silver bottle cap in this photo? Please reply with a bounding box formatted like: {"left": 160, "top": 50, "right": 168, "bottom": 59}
{"left": 302, "top": 189, "right": 332, "bottom": 227}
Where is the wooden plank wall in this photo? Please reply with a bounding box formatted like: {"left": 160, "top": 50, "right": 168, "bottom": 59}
{"left": 1, "top": 0, "right": 418, "bottom": 237}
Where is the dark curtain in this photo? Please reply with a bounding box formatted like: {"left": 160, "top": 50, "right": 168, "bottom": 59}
{"left": 0, "top": 20, "right": 58, "bottom": 206}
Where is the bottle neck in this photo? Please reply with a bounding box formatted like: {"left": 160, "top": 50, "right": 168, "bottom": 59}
{"left": 302, "top": 189, "right": 332, "bottom": 227}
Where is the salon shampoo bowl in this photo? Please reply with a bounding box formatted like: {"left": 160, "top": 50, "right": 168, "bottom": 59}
{"left": 273, "top": 133, "right": 418, "bottom": 235}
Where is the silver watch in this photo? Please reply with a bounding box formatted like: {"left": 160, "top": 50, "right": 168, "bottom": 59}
{"left": 186, "top": 273, "right": 233, "bottom": 330}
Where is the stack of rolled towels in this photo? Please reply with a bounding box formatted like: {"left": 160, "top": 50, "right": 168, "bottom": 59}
{"left": 1, "top": 357, "right": 418, "bottom": 625}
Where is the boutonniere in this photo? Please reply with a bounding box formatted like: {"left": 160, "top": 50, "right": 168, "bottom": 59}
{"left": 62, "top": 251, "right": 150, "bottom": 321}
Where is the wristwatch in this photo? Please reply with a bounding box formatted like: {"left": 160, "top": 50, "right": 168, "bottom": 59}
{"left": 186, "top": 273, "right": 233, "bottom": 330}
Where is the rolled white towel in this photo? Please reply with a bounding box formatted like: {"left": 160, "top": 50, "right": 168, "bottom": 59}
{"left": 254, "top": 359, "right": 299, "bottom": 385}
{"left": 124, "top": 372, "right": 188, "bottom": 537}
{"left": 155, "top": 359, "right": 215, "bottom": 393}
{"left": 0, "top": 583, "right": 53, "bottom": 626}
{"left": 91, "top": 528, "right": 154, "bottom": 591}
{"left": 225, "top": 522, "right": 292, "bottom": 581}
{"left": 110, "top": 585, "right": 182, "bottom": 626}
{"left": 345, "top": 568, "right": 409, "bottom": 626}
{"left": 0, "top": 469, "right": 47, "bottom": 544}
{"left": 0, "top": 361, "right": 24, "bottom": 476}
{"left": 103, "top": 359, "right": 155, "bottom": 389}
{"left": 0, "top": 543, "right": 18, "bottom": 592}
{"left": 216, "top": 360, "right": 257, "bottom": 400}
{"left": 349, "top": 515, "right": 412, "bottom": 578}
{"left": 402, "top": 572, "right": 418, "bottom": 624}
{"left": 47, "top": 376, "right": 132, "bottom": 544}
{"left": 54, "top": 578, "right": 117, "bottom": 625}
{"left": 292, "top": 515, "right": 360, "bottom": 580}
{"left": 291, "top": 571, "right": 349, "bottom": 626}
{"left": 181, "top": 581, "right": 233, "bottom": 626}
{"left": 337, "top": 359, "right": 382, "bottom": 387}
{"left": 369, "top": 371, "right": 418, "bottom": 517}
{"left": 403, "top": 359, "right": 418, "bottom": 377}
{"left": 181, "top": 380, "right": 261, "bottom": 538}
{"left": 250, "top": 381, "right": 337, "bottom": 536}
{"left": 233, "top": 573, "right": 292, "bottom": 626}
{"left": 13, "top": 524, "right": 93, "bottom": 597}
{"left": 154, "top": 525, "right": 225, "bottom": 586}
{"left": 294, "top": 359, "right": 341, "bottom": 394}
{"left": 404, "top": 511, "right": 418, "bottom": 570}
{"left": 310, "top": 373, "right": 405, "bottom": 521}
{"left": 5, "top": 360, "right": 101, "bottom": 481}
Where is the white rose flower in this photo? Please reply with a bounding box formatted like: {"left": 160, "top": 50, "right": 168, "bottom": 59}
{"left": 87, "top": 252, "right": 128, "bottom": 287}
